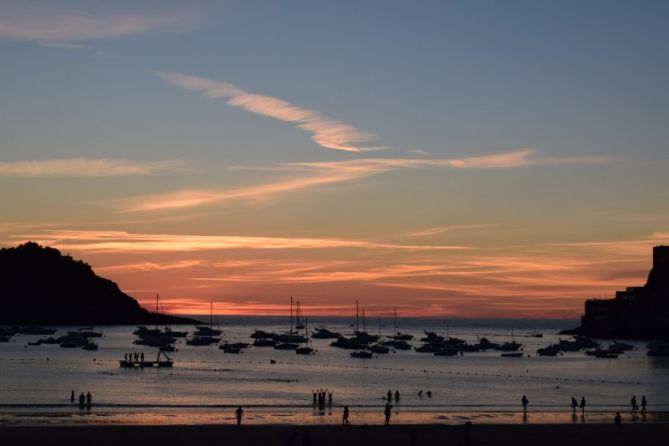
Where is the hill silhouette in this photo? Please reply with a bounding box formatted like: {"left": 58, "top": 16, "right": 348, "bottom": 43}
{"left": 0, "top": 242, "right": 198, "bottom": 325}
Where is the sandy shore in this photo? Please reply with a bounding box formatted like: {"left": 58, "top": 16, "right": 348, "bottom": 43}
{"left": 1, "top": 423, "right": 667, "bottom": 446}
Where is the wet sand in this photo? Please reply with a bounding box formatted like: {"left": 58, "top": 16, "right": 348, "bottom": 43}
{"left": 1, "top": 423, "right": 667, "bottom": 446}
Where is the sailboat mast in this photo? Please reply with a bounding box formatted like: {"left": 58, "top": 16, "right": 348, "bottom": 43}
{"left": 355, "top": 300, "right": 359, "bottom": 333}
{"left": 155, "top": 293, "right": 159, "bottom": 329}
{"left": 290, "top": 296, "right": 293, "bottom": 334}
{"left": 362, "top": 307, "right": 366, "bottom": 332}
{"left": 210, "top": 301, "right": 213, "bottom": 327}
{"left": 394, "top": 307, "right": 397, "bottom": 336}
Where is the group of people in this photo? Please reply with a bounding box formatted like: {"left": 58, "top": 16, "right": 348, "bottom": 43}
{"left": 385, "top": 389, "right": 400, "bottom": 402}
{"left": 312, "top": 389, "right": 334, "bottom": 410}
{"left": 70, "top": 390, "right": 92, "bottom": 409}
{"left": 521, "top": 394, "right": 649, "bottom": 421}
{"left": 417, "top": 390, "right": 432, "bottom": 398}
{"left": 124, "top": 352, "right": 144, "bottom": 363}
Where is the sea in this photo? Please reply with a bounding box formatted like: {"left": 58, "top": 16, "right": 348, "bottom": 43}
{"left": 1, "top": 317, "right": 668, "bottom": 426}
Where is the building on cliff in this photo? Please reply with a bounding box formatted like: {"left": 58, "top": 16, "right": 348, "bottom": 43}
{"left": 576, "top": 245, "right": 669, "bottom": 339}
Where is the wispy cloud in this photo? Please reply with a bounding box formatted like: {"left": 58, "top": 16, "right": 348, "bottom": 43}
{"left": 97, "top": 260, "right": 202, "bottom": 274}
{"left": 10, "top": 229, "right": 470, "bottom": 253}
{"left": 0, "top": 4, "right": 202, "bottom": 45}
{"left": 406, "top": 224, "right": 494, "bottom": 237}
{"left": 159, "top": 72, "right": 384, "bottom": 153}
{"left": 0, "top": 159, "right": 184, "bottom": 177}
{"left": 118, "top": 148, "right": 613, "bottom": 212}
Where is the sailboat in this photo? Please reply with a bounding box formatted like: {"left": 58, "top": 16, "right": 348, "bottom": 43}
{"left": 392, "top": 307, "right": 413, "bottom": 340}
{"left": 296, "top": 317, "right": 315, "bottom": 355}
{"left": 497, "top": 325, "right": 523, "bottom": 354}
{"left": 274, "top": 297, "right": 307, "bottom": 347}
{"left": 195, "top": 301, "right": 223, "bottom": 336}
{"left": 295, "top": 300, "right": 305, "bottom": 330}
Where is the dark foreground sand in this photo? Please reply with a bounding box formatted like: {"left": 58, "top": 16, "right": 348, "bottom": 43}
{"left": 1, "top": 423, "right": 667, "bottom": 446}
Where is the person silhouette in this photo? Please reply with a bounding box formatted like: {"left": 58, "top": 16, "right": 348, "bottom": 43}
{"left": 641, "top": 395, "right": 647, "bottom": 416}
{"left": 426, "top": 390, "right": 432, "bottom": 398}
{"left": 312, "top": 391, "right": 317, "bottom": 406}
{"left": 384, "top": 402, "right": 392, "bottom": 425}
{"left": 631, "top": 395, "right": 638, "bottom": 414}
{"left": 328, "top": 391, "right": 333, "bottom": 407}
{"left": 386, "top": 389, "right": 392, "bottom": 401}
{"left": 580, "top": 396, "right": 586, "bottom": 415}
{"left": 85, "top": 392, "right": 92, "bottom": 408}
{"left": 78, "top": 392, "right": 85, "bottom": 408}
{"left": 140, "top": 352, "right": 144, "bottom": 362}
{"left": 395, "top": 389, "right": 400, "bottom": 402}
{"left": 70, "top": 390, "right": 75, "bottom": 403}
{"left": 571, "top": 396, "right": 578, "bottom": 413}
{"left": 521, "top": 395, "right": 529, "bottom": 413}
{"left": 417, "top": 390, "right": 423, "bottom": 398}
{"left": 342, "top": 406, "right": 350, "bottom": 425}
{"left": 235, "top": 406, "right": 244, "bottom": 426}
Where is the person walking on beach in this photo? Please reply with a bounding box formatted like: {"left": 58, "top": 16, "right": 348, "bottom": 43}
{"left": 395, "top": 389, "right": 400, "bottom": 402}
{"left": 140, "top": 352, "right": 144, "bottom": 362}
{"left": 571, "top": 396, "right": 578, "bottom": 413}
{"left": 70, "top": 390, "right": 75, "bottom": 403}
{"left": 580, "top": 396, "right": 586, "bottom": 415}
{"left": 235, "top": 406, "right": 244, "bottom": 426}
{"left": 641, "top": 395, "right": 647, "bottom": 416}
{"left": 78, "top": 392, "right": 85, "bottom": 408}
{"left": 631, "top": 395, "right": 638, "bottom": 415}
{"left": 384, "top": 402, "right": 393, "bottom": 425}
{"left": 342, "top": 406, "right": 350, "bottom": 425}
{"left": 312, "top": 391, "right": 317, "bottom": 406}
{"left": 521, "top": 395, "right": 529, "bottom": 413}
{"left": 328, "top": 391, "right": 333, "bottom": 407}
{"left": 426, "top": 390, "right": 432, "bottom": 398}
{"left": 386, "top": 389, "right": 392, "bottom": 401}
{"left": 85, "top": 392, "right": 92, "bottom": 408}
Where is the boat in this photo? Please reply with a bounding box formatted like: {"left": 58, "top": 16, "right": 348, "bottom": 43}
{"left": 186, "top": 336, "right": 220, "bottom": 346}
{"left": 391, "top": 307, "right": 413, "bottom": 340}
{"left": 294, "top": 299, "right": 305, "bottom": 330}
{"left": 537, "top": 344, "right": 561, "bottom": 356}
{"left": 381, "top": 339, "right": 412, "bottom": 350}
{"left": 253, "top": 338, "right": 278, "bottom": 347}
{"left": 350, "top": 350, "right": 373, "bottom": 359}
{"left": 195, "top": 301, "right": 223, "bottom": 336}
{"left": 296, "top": 316, "right": 315, "bottom": 355}
{"left": 368, "top": 344, "right": 390, "bottom": 354}
{"left": 119, "top": 350, "right": 173, "bottom": 368}
{"left": 250, "top": 329, "right": 278, "bottom": 339}
{"left": 434, "top": 346, "right": 458, "bottom": 356}
{"left": 274, "top": 297, "right": 307, "bottom": 343}
{"left": 311, "top": 328, "right": 340, "bottom": 339}
{"left": 219, "top": 343, "right": 245, "bottom": 354}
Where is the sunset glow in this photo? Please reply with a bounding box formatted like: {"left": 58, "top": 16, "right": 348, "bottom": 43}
{"left": 1, "top": 1, "right": 667, "bottom": 319}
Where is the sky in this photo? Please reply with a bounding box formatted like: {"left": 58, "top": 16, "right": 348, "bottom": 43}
{"left": 1, "top": 0, "right": 667, "bottom": 318}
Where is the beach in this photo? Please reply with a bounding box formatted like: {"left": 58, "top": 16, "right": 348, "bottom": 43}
{"left": 2, "top": 423, "right": 668, "bottom": 446}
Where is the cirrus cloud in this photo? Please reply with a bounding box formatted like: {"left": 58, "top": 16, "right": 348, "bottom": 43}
{"left": 0, "top": 158, "right": 184, "bottom": 177}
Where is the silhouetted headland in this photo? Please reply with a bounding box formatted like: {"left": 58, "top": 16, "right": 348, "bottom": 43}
{"left": 0, "top": 242, "right": 199, "bottom": 325}
{"left": 564, "top": 246, "right": 669, "bottom": 339}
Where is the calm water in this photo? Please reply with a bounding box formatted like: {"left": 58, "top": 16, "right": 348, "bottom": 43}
{"left": 1, "top": 317, "right": 668, "bottom": 425}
